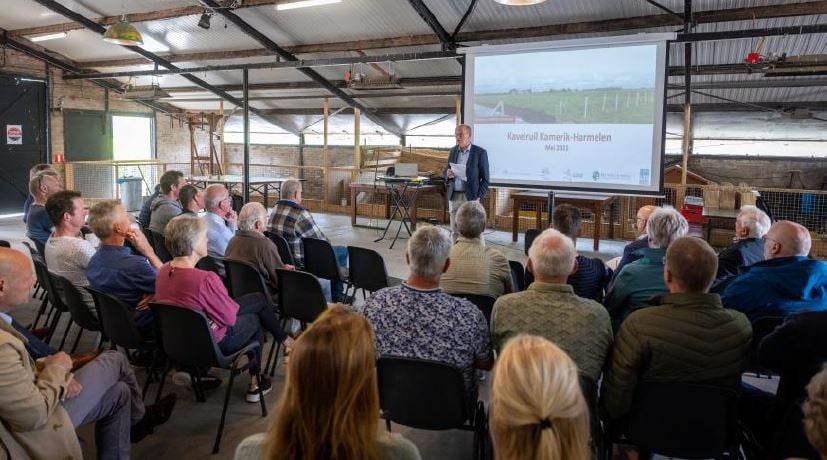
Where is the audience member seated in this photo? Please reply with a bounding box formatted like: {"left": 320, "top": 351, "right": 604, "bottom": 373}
{"left": 490, "top": 334, "right": 590, "bottom": 460}
{"left": 0, "top": 247, "right": 176, "bottom": 459}
{"left": 615, "top": 204, "right": 657, "bottom": 275}
{"left": 178, "top": 184, "right": 203, "bottom": 216}
{"left": 138, "top": 184, "right": 161, "bottom": 231}
{"left": 721, "top": 220, "right": 826, "bottom": 321}
{"left": 268, "top": 177, "right": 348, "bottom": 301}
{"left": 225, "top": 202, "right": 294, "bottom": 300}
{"left": 86, "top": 200, "right": 162, "bottom": 329}
{"left": 44, "top": 190, "right": 97, "bottom": 312}
{"left": 440, "top": 201, "right": 512, "bottom": 298}
{"left": 26, "top": 170, "right": 63, "bottom": 248}
{"left": 234, "top": 306, "right": 420, "bottom": 460}
{"left": 604, "top": 206, "right": 688, "bottom": 331}
{"left": 203, "top": 184, "right": 238, "bottom": 259}
{"left": 802, "top": 368, "right": 827, "bottom": 459}
{"left": 601, "top": 237, "right": 752, "bottom": 421}
{"left": 0, "top": 310, "right": 55, "bottom": 359}
{"left": 22, "top": 163, "right": 54, "bottom": 224}
{"left": 363, "top": 225, "right": 492, "bottom": 400}
{"left": 148, "top": 170, "right": 185, "bottom": 235}
{"left": 740, "top": 310, "right": 827, "bottom": 456}
{"left": 550, "top": 204, "right": 612, "bottom": 301}
{"left": 154, "top": 216, "right": 293, "bottom": 402}
{"left": 491, "top": 229, "right": 612, "bottom": 383}
{"left": 715, "top": 205, "right": 770, "bottom": 281}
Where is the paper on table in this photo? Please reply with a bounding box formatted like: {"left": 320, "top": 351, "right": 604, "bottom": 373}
{"left": 450, "top": 163, "right": 467, "bottom": 181}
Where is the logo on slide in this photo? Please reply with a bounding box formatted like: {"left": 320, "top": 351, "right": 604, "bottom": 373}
{"left": 640, "top": 169, "right": 650, "bottom": 185}
{"left": 592, "top": 171, "right": 600, "bottom": 181}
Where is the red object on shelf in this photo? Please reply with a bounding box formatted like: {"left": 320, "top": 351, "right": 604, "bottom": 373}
{"left": 745, "top": 52, "right": 761, "bottom": 64}
{"left": 53, "top": 153, "right": 64, "bottom": 163}
{"left": 681, "top": 196, "right": 704, "bottom": 224}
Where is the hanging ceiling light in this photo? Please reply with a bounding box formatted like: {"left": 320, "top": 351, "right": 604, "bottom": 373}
{"left": 198, "top": 12, "right": 212, "bottom": 30}
{"left": 103, "top": 15, "right": 143, "bottom": 46}
{"left": 493, "top": 0, "right": 547, "bottom": 5}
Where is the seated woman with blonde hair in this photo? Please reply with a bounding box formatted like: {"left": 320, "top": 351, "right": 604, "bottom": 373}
{"left": 490, "top": 334, "right": 590, "bottom": 460}
{"left": 235, "top": 305, "right": 420, "bottom": 460}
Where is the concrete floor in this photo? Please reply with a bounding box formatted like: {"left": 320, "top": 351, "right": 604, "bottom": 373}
{"left": 0, "top": 213, "right": 773, "bottom": 460}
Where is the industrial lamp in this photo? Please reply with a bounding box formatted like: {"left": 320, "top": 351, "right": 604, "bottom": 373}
{"left": 102, "top": 16, "right": 143, "bottom": 46}
{"left": 493, "top": 0, "right": 547, "bottom": 5}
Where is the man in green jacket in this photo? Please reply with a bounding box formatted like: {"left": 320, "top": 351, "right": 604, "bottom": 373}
{"left": 602, "top": 237, "right": 752, "bottom": 421}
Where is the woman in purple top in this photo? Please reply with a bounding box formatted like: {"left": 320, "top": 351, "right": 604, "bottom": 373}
{"left": 155, "top": 215, "right": 293, "bottom": 402}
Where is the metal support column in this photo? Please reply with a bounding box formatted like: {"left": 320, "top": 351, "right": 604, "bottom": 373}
{"left": 680, "top": 0, "right": 693, "bottom": 189}
{"left": 242, "top": 68, "right": 250, "bottom": 203}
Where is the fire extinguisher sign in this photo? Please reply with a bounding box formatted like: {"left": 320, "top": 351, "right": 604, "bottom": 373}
{"left": 6, "top": 125, "right": 23, "bottom": 145}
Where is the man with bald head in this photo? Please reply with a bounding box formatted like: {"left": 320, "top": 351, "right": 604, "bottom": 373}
{"left": 615, "top": 204, "right": 658, "bottom": 274}
{"left": 0, "top": 248, "right": 175, "bottom": 458}
{"left": 721, "top": 220, "right": 826, "bottom": 321}
{"left": 603, "top": 237, "right": 752, "bottom": 420}
{"left": 491, "top": 228, "right": 612, "bottom": 383}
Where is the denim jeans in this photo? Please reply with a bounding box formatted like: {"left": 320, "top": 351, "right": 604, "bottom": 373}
{"left": 329, "top": 245, "right": 348, "bottom": 302}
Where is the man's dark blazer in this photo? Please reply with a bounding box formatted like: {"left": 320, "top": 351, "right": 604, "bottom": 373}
{"left": 716, "top": 237, "right": 764, "bottom": 280}
{"left": 444, "top": 144, "right": 490, "bottom": 201}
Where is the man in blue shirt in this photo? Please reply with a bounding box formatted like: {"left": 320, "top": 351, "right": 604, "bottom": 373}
{"left": 25, "top": 171, "right": 63, "bottom": 249}
{"left": 86, "top": 200, "right": 162, "bottom": 329}
{"left": 203, "top": 184, "right": 238, "bottom": 258}
{"left": 721, "top": 220, "right": 826, "bottom": 321}
{"left": 444, "top": 124, "right": 489, "bottom": 237}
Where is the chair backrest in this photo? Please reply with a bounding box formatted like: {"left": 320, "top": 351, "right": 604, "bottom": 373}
{"left": 625, "top": 381, "right": 738, "bottom": 458}
{"left": 746, "top": 315, "right": 785, "bottom": 373}
{"left": 524, "top": 228, "right": 542, "bottom": 255}
{"left": 54, "top": 274, "right": 100, "bottom": 332}
{"left": 377, "top": 355, "right": 470, "bottom": 430}
{"left": 263, "top": 231, "right": 295, "bottom": 266}
{"left": 347, "top": 246, "right": 390, "bottom": 293}
{"left": 276, "top": 269, "right": 327, "bottom": 323}
{"left": 508, "top": 260, "right": 525, "bottom": 292}
{"left": 451, "top": 293, "right": 496, "bottom": 326}
{"left": 0, "top": 240, "right": 10, "bottom": 248}
{"left": 223, "top": 258, "right": 270, "bottom": 301}
{"left": 150, "top": 302, "right": 224, "bottom": 369}
{"left": 33, "top": 258, "right": 66, "bottom": 313}
{"left": 34, "top": 240, "right": 46, "bottom": 258}
{"left": 301, "top": 237, "right": 343, "bottom": 282}
{"left": 22, "top": 241, "right": 39, "bottom": 258}
{"left": 150, "top": 230, "right": 172, "bottom": 263}
{"left": 85, "top": 287, "right": 146, "bottom": 350}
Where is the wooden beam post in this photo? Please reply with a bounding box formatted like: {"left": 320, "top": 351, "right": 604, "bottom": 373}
{"left": 681, "top": 104, "right": 692, "bottom": 187}
{"left": 455, "top": 96, "right": 462, "bottom": 126}
{"left": 219, "top": 101, "right": 226, "bottom": 173}
{"left": 354, "top": 108, "right": 361, "bottom": 169}
{"left": 323, "top": 98, "right": 330, "bottom": 206}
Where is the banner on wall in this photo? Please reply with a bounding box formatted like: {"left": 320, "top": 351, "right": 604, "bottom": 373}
{"left": 6, "top": 125, "right": 22, "bottom": 145}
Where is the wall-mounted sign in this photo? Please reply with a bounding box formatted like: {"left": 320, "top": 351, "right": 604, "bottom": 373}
{"left": 6, "top": 125, "right": 22, "bottom": 145}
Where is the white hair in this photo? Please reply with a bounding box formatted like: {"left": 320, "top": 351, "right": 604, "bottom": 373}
{"left": 737, "top": 205, "right": 771, "bottom": 238}
{"left": 204, "top": 184, "right": 228, "bottom": 212}
{"left": 281, "top": 178, "right": 302, "bottom": 201}
{"left": 528, "top": 228, "right": 577, "bottom": 279}
{"left": 455, "top": 201, "right": 487, "bottom": 238}
{"left": 238, "top": 202, "right": 267, "bottom": 231}
{"left": 646, "top": 206, "right": 689, "bottom": 248}
{"left": 407, "top": 225, "right": 452, "bottom": 279}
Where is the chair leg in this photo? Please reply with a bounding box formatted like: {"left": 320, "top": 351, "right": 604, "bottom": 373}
{"left": 142, "top": 351, "right": 159, "bottom": 400}
{"left": 255, "top": 367, "right": 267, "bottom": 417}
{"left": 192, "top": 368, "right": 206, "bottom": 402}
{"left": 264, "top": 336, "right": 279, "bottom": 377}
{"left": 212, "top": 365, "right": 238, "bottom": 454}
{"left": 385, "top": 418, "right": 392, "bottom": 432}
{"left": 70, "top": 328, "right": 84, "bottom": 354}
{"left": 268, "top": 341, "right": 282, "bottom": 377}
{"left": 32, "top": 297, "right": 49, "bottom": 329}
{"left": 58, "top": 319, "right": 73, "bottom": 350}
{"left": 154, "top": 362, "right": 170, "bottom": 405}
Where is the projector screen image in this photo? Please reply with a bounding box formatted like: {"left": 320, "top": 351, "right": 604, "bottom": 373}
{"left": 462, "top": 35, "right": 670, "bottom": 195}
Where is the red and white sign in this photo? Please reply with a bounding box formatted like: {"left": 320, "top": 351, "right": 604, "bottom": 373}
{"left": 6, "top": 125, "right": 22, "bottom": 145}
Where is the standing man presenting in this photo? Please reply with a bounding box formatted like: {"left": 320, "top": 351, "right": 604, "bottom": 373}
{"left": 445, "top": 124, "right": 489, "bottom": 237}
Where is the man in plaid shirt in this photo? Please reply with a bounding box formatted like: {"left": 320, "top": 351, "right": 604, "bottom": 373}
{"left": 268, "top": 178, "right": 347, "bottom": 301}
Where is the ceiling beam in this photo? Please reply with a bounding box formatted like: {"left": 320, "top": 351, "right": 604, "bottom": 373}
{"left": 667, "top": 101, "right": 827, "bottom": 112}
{"left": 260, "top": 107, "right": 455, "bottom": 116}
{"left": 71, "top": 1, "right": 827, "bottom": 69}
{"left": 675, "top": 23, "right": 827, "bottom": 42}
{"left": 30, "top": 0, "right": 296, "bottom": 133}
{"left": 166, "top": 90, "right": 459, "bottom": 103}
{"left": 668, "top": 59, "right": 827, "bottom": 76}
{"left": 63, "top": 51, "right": 458, "bottom": 80}
{"left": 199, "top": 0, "right": 402, "bottom": 135}
{"left": 7, "top": 0, "right": 281, "bottom": 37}
{"left": 162, "top": 76, "right": 462, "bottom": 93}
{"left": 667, "top": 77, "right": 827, "bottom": 89}
{"left": 406, "top": 0, "right": 454, "bottom": 50}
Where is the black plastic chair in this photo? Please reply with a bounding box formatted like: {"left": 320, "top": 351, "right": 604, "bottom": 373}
{"left": 744, "top": 316, "right": 785, "bottom": 377}
{"left": 32, "top": 258, "right": 70, "bottom": 348}
{"left": 377, "top": 355, "right": 487, "bottom": 460}
{"left": 579, "top": 374, "right": 603, "bottom": 457}
{"left": 86, "top": 287, "right": 159, "bottom": 399}
{"left": 347, "top": 246, "right": 401, "bottom": 301}
{"left": 22, "top": 241, "right": 45, "bottom": 302}
{"left": 263, "top": 230, "right": 295, "bottom": 267}
{"left": 150, "top": 302, "right": 265, "bottom": 454}
{"left": 524, "top": 228, "right": 542, "bottom": 255}
{"left": 53, "top": 274, "right": 104, "bottom": 353}
{"left": 451, "top": 293, "right": 496, "bottom": 326}
{"left": 0, "top": 240, "right": 10, "bottom": 248}
{"left": 603, "top": 381, "right": 740, "bottom": 460}
{"left": 223, "top": 258, "right": 281, "bottom": 374}
{"left": 508, "top": 260, "right": 525, "bottom": 292}
{"left": 276, "top": 268, "right": 327, "bottom": 327}
{"left": 150, "top": 230, "right": 173, "bottom": 263}
{"left": 301, "top": 237, "right": 350, "bottom": 302}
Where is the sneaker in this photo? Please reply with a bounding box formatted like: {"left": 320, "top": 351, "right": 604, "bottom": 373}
{"left": 246, "top": 376, "right": 273, "bottom": 403}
